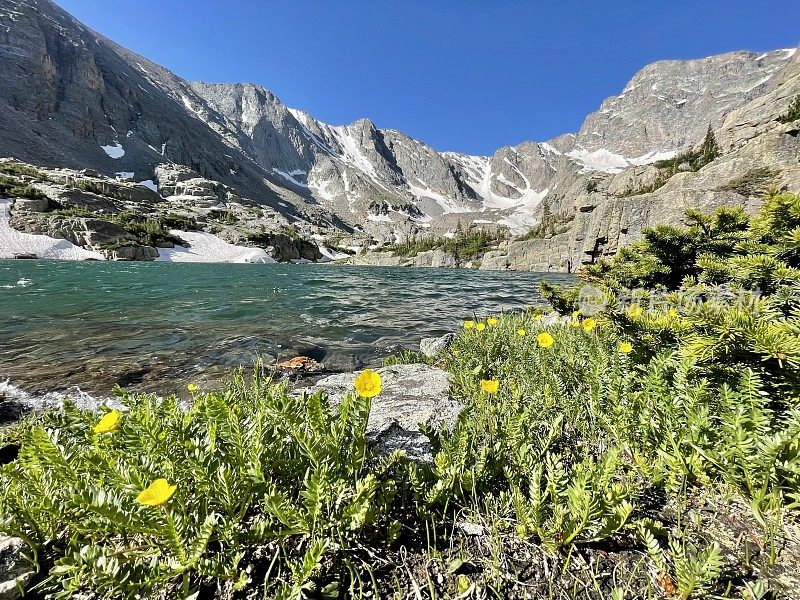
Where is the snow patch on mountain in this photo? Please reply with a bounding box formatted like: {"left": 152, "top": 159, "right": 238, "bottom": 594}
{"left": 566, "top": 147, "right": 677, "bottom": 174}
{"left": 273, "top": 168, "right": 308, "bottom": 187}
{"left": 100, "top": 142, "right": 124, "bottom": 159}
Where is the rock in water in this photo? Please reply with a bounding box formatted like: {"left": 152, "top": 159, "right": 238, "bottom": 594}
{"left": 306, "top": 364, "right": 462, "bottom": 462}
{"left": 419, "top": 333, "right": 456, "bottom": 358}
{"left": 0, "top": 536, "right": 34, "bottom": 600}
{"left": 275, "top": 356, "right": 325, "bottom": 375}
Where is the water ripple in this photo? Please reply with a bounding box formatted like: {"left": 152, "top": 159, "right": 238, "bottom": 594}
{"left": 0, "top": 261, "right": 575, "bottom": 394}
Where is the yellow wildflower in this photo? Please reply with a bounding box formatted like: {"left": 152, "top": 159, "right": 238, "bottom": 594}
{"left": 137, "top": 478, "right": 177, "bottom": 507}
{"left": 619, "top": 342, "right": 633, "bottom": 354}
{"left": 487, "top": 317, "right": 499, "bottom": 326}
{"left": 464, "top": 320, "right": 475, "bottom": 329}
{"left": 534, "top": 314, "right": 543, "bottom": 321}
{"left": 354, "top": 369, "right": 382, "bottom": 398}
{"left": 517, "top": 328, "right": 527, "bottom": 337}
{"left": 93, "top": 410, "right": 121, "bottom": 434}
{"left": 668, "top": 308, "right": 679, "bottom": 318}
{"left": 572, "top": 310, "right": 581, "bottom": 318}
{"left": 476, "top": 322, "right": 486, "bottom": 331}
{"left": 537, "top": 332, "right": 555, "bottom": 348}
{"left": 629, "top": 305, "right": 644, "bottom": 318}
{"left": 582, "top": 318, "right": 597, "bottom": 332}
{"left": 480, "top": 379, "right": 500, "bottom": 394}
{"left": 187, "top": 383, "right": 199, "bottom": 393}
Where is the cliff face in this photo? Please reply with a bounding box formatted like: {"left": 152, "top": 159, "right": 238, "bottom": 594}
{"left": 1, "top": 0, "right": 799, "bottom": 266}
{"left": 480, "top": 52, "right": 800, "bottom": 272}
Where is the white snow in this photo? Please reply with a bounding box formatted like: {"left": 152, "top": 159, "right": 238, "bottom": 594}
{"left": 272, "top": 168, "right": 308, "bottom": 187}
{"left": 0, "top": 199, "right": 105, "bottom": 260}
{"left": 782, "top": 48, "right": 797, "bottom": 60}
{"left": 156, "top": 230, "right": 277, "bottom": 264}
{"left": 328, "top": 125, "right": 379, "bottom": 179}
{"left": 115, "top": 171, "right": 134, "bottom": 180}
{"left": 566, "top": 148, "right": 629, "bottom": 173}
{"left": 310, "top": 178, "right": 335, "bottom": 202}
{"left": 407, "top": 181, "right": 472, "bottom": 214}
{"left": 138, "top": 180, "right": 158, "bottom": 192}
{"left": 566, "top": 147, "right": 677, "bottom": 174}
{"left": 366, "top": 213, "right": 392, "bottom": 223}
{"left": 317, "top": 245, "right": 349, "bottom": 261}
{"left": 628, "top": 150, "right": 678, "bottom": 165}
{"left": 540, "top": 142, "right": 562, "bottom": 155}
{"left": 101, "top": 142, "right": 125, "bottom": 159}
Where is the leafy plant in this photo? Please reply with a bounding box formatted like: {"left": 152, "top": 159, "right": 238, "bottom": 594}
{"left": 0, "top": 364, "right": 399, "bottom": 598}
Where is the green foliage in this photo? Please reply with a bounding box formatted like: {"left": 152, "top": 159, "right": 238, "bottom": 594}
{"left": 418, "top": 306, "right": 796, "bottom": 595}
{"left": 0, "top": 161, "right": 48, "bottom": 180}
{"left": 5, "top": 193, "right": 800, "bottom": 598}
{"left": 47, "top": 207, "right": 96, "bottom": 218}
{"left": 569, "top": 193, "right": 800, "bottom": 393}
{"left": 778, "top": 94, "right": 800, "bottom": 124}
{"left": 110, "top": 210, "right": 185, "bottom": 247}
{"left": 619, "top": 127, "right": 721, "bottom": 198}
{"left": 385, "top": 227, "right": 506, "bottom": 261}
{"left": 45, "top": 208, "right": 189, "bottom": 247}
{"left": 0, "top": 364, "right": 400, "bottom": 598}
{"left": 159, "top": 213, "right": 198, "bottom": 231}
{"left": 583, "top": 206, "right": 750, "bottom": 289}
{"left": 515, "top": 204, "right": 574, "bottom": 242}
{"left": 0, "top": 175, "right": 46, "bottom": 200}
{"left": 653, "top": 127, "right": 720, "bottom": 174}
{"left": 382, "top": 349, "right": 430, "bottom": 366}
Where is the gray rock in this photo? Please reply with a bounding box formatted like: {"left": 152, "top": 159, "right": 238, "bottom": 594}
{"left": 103, "top": 245, "right": 159, "bottom": 261}
{"left": 0, "top": 536, "right": 34, "bottom": 600}
{"left": 305, "top": 364, "right": 462, "bottom": 462}
{"left": 420, "top": 333, "right": 456, "bottom": 358}
{"left": 12, "top": 197, "right": 50, "bottom": 212}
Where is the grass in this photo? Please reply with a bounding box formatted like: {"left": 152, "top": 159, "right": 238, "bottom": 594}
{"left": 2, "top": 193, "right": 800, "bottom": 598}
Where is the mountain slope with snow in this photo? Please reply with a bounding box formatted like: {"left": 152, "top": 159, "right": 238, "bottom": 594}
{"left": 0, "top": 0, "right": 798, "bottom": 249}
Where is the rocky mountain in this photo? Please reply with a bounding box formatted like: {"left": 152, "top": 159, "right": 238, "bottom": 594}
{"left": 0, "top": 0, "right": 798, "bottom": 266}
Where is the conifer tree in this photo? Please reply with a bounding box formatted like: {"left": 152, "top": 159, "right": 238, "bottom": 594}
{"left": 778, "top": 94, "right": 800, "bottom": 124}
{"left": 698, "top": 125, "right": 720, "bottom": 167}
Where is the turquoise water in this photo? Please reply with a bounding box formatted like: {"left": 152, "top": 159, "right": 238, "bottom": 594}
{"left": 0, "top": 261, "right": 574, "bottom": 395}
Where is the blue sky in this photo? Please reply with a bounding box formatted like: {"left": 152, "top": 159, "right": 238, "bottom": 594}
{"left": 58, "top": 0, "right": 799, "bottom": 155}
